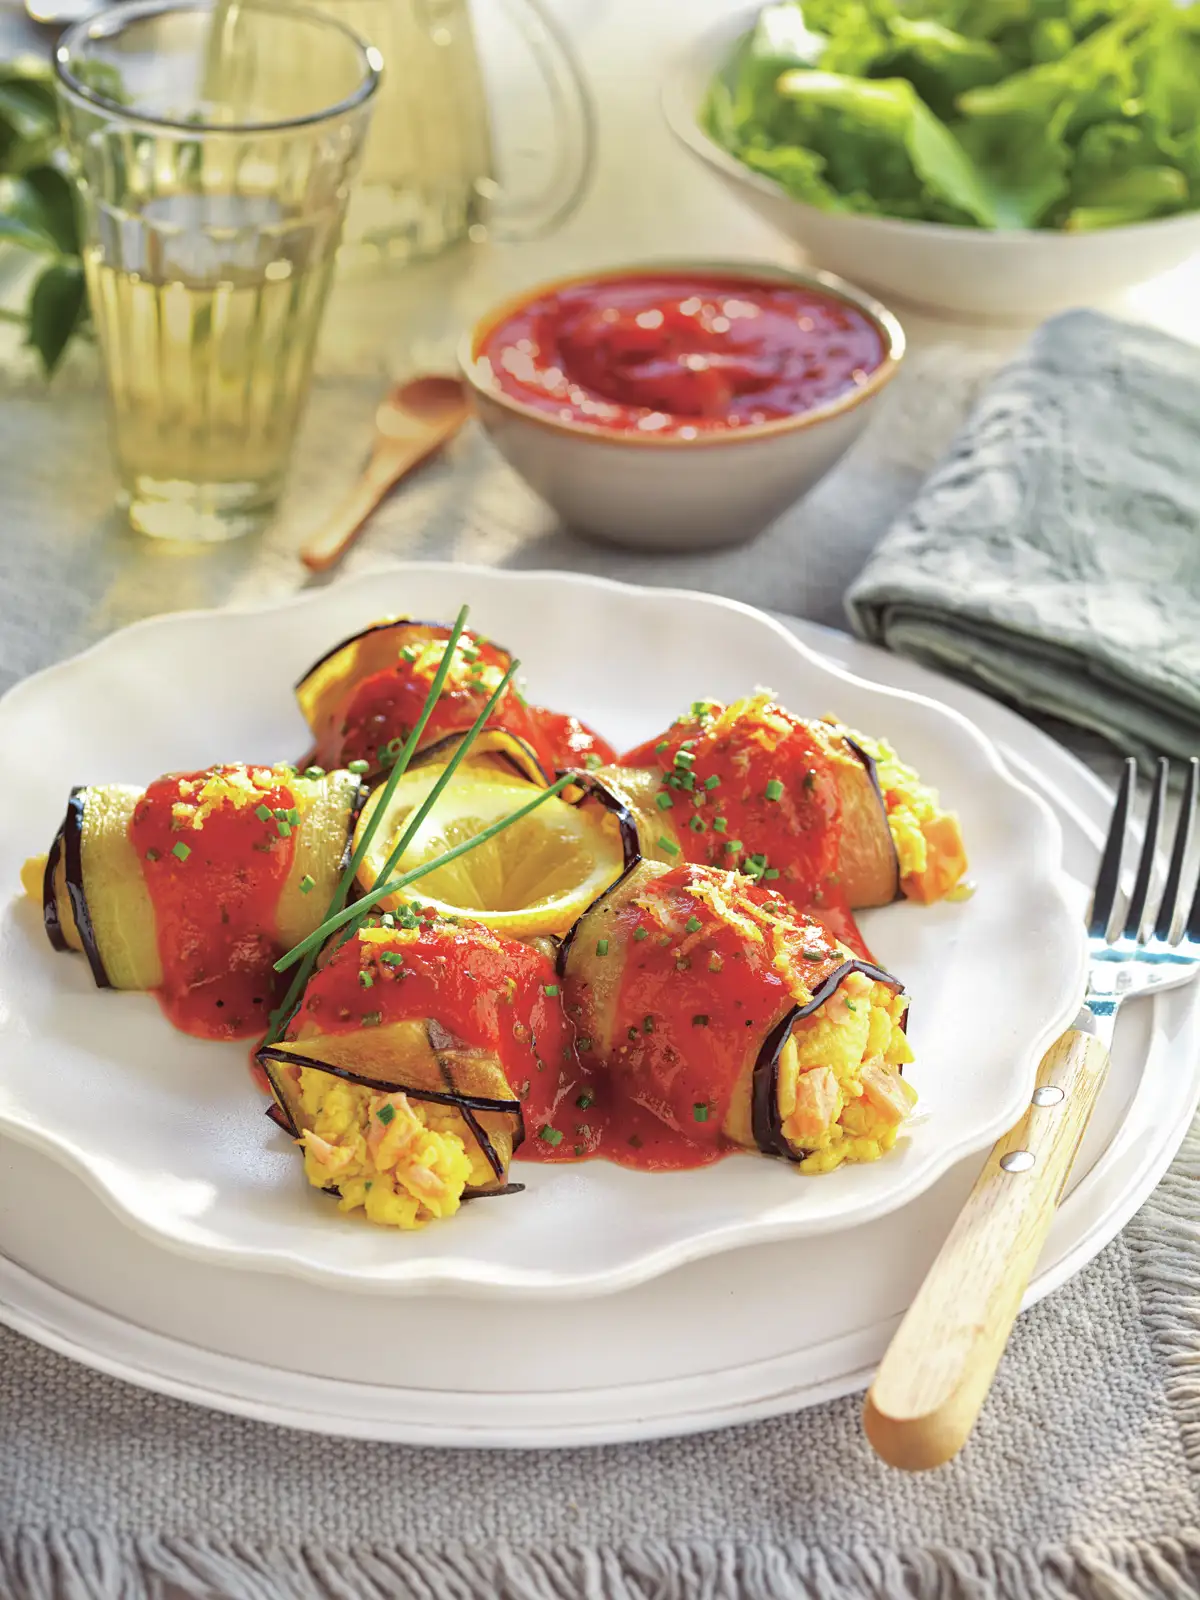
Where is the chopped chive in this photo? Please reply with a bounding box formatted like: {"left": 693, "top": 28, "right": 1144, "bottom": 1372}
{"left": 692, "top": 792, "right": 706, "bottom": 808}
{"left": 543, "top": 983, "right": 560, "bottom": 997}
{"left": 576, "top": 1091, "right": 594, "bottom": 1110}
{"left": 573, "top": 1144, "right": 585, "bottom": 1157}
{"left": 658, "top": 837, "right": 681, "bottom": 856}
{"left": 704, "top": 775, "right": 720, "bottom": 790}
{"left": 628, "top": 1133, "right": 643, "bottom": 1149}
{"left": 255, "top": 804, "right": 271, "bottom": 822}
{"left": 708, "top": 953, "right": 723, "bottom": 973}
{"left": 287, "top": 808, "right": 300, "bottom": 825}
{"left": 299, "top": 874, "right": 316, "bottom": 895}
{"left": 584, "top": 753, "right": 602, "bottom": 771}
{"left": 725, "top": 839, "right": 742, "bottom": 854}
{"left": 376, "top": 1101, "right": 395, "bottom": 1124}
{"left": 381, "top": 951, "right": 405, "bottom": 967}
{"left": 665, "top": 773, "right": 681, "bottom": 790}
{"left": 802, "top": 946, "right": 825, "bottom": 961}
{"left": 276, "top": 819, "right": 291, "bottom": 838}
{"left": 359, "top": 970, "right": 374, "bottom": 988}
{"left": 596, "top": 938, "right": 609, "bottom": 956}
{"left": 171, "top": 841, "right": 191, "bottom": 862}
{"left": 304, "top": 766, "right": 325, "bottom": 779}
{"left": 643, "top": 1014, "right": 654, "bottom": 1034}
{"left": 692, "top": 1014, "right": 709, "bottom": 1027}
{"left": 380, "top": 912, "right": 395, "bottom": 928}
{"left": 539, "top": 1125, "right": 563, "bottom": 1147}
{"left": 399, "top": 646, "right": 418, "bottom": 664}
{"left": 765, "top": 779, "right": 784, "bottom": 802}
{"left": 691, "top": 700, "right": 711, "bottom": 716}
{"left": 674, "top": 750, "right": 694, "bottom": 771}
{"left": 655, "top": 740, "right": 669, "bottom": 755}
{"left": 764, "top": 867, "right": 780, "bottom": 880}
{"left": 145, "top": 848, "right": 160, "bottom": 862}
{"left": 347, "top": 759, "right": 369, "bottom": 775}
{"left": 693, "top": 1102, "right": 710, "bottom": 1122}
{"left": 678, "top": 773, "right": 695, "bottom": 792}
{"left": 362, "top": 1011, "right": 382, "bottom": 1027}
{"left": 577, "top": 1036, "right": 593, "bottom": 1051}
{"left": 655, "top": 792, "right": 673, "bottom": 811}
{"left": 690, "top": 817, "right": 706, "bottom": 833}
{"left": 685, "top": 915, "right": 702, "bottom": 933}
{"left": 804, "top": 770, "right": 817, "bottom": 792}
{"left": 713, "top": 817, "right": 727, "bottom": 833}
{"left": 633, "top": 927, "right": 648, "bottom": 942}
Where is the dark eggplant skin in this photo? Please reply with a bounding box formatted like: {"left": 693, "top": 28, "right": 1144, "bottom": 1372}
{"left": 42, "top": 822, "right": 69, "bottom": 953}
{"left": 256, "top": 1043, "right": 525, "bottom": 1186}
{"left": 62, "top": 787, "right": 111, "bottom": 989}
{"left": 751, "top": 960, "right": 905, "bottom": 1162}
{"left": 553, "top": 772, "right": 645, "bottom": 981}
{"left": 840, "top": 733, "right": 903, "bottom": 905}
{"left": 294, "top": 617, "right": 518, "bottom": 696}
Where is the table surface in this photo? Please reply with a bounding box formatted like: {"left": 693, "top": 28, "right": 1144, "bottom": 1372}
{"left": 1, "top": 4, "right": 1198, "bottom": 1598}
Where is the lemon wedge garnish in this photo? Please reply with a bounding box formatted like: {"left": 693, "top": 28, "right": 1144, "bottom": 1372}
{"left": 354, "top": 763, "right": 627, "bottom": 937}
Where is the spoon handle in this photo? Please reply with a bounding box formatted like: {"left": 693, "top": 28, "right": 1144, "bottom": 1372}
{"left": 300, "top": 433, "right": 449, "bottom": 574}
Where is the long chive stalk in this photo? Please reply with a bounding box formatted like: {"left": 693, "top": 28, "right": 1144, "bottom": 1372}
{"left": 362, "top": 661, "right": 518, "bottom": 894}
{"left": 264, "top": 603, "right": 471, "bottom": 1042}
{"left": 274, "top": 774, "right": 573, "bottom": 973}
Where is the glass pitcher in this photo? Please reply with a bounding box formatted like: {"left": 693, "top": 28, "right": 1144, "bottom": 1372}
{"left": 324, "top": 0, "right": 594, "bottom": 258}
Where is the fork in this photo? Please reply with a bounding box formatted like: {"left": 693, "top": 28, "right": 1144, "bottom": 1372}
{"left": 863, "top": 755, "right": 1200, "bottom": 1472}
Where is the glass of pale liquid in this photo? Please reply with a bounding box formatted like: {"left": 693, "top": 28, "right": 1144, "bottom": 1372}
{"left": 56, "top": 0, "right": 382, "bottom": 542}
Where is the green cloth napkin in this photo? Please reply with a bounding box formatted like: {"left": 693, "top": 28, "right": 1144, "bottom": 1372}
{"left": 846, "top": 309, "right": 1200, "bottom": 766}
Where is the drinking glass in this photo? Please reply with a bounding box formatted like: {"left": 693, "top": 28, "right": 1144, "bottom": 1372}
{"left": 56, "top": 0, "right": 382, "bottom": 542}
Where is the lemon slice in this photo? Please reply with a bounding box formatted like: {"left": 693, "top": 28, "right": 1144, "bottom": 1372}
{"left": 354, "top": 763, "right": 628, "bottom": 937}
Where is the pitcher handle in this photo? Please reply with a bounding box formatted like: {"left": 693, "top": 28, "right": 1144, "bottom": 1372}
{"left": 486, "top": 0, "right": 596, "bottom": 240}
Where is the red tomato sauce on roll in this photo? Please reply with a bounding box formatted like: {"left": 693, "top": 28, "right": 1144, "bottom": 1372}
{"left": 529, "top": 709, "right": 617, "bottom": 773}
{"left": 477, "top": 272, "right": 885, "bottom": 436}
{"left": 129, "top": 768, "right": 298, "bottom": 1039}
{"left": 622, "top": 701, "right": 868, "bottom": 956}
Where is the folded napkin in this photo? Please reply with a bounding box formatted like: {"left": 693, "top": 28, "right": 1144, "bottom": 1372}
{"left": 846, "top": 309, "right": 1200, "bottom": 766}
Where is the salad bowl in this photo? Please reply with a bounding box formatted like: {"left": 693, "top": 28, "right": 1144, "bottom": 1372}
{"left": 662, "top": 7, "right": 1200, "bottom": 321}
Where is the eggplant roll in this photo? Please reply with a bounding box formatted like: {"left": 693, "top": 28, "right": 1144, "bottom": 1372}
{"left": 616, "top": 694, "right": 968, "bottom": 912}
{"left": 560, "top": 859, "right": 915, "bottom": 1173}
{"left": 21, "top": 765, "right": 364, "bottom": 1038}
{"left": 258, "top": 912, "right": 571, "bottom": 1228}
{"left": 295, "top": 618, "right": 554, "bottom": 784}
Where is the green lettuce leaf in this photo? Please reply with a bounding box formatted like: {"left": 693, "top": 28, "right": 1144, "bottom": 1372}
{"left": 773, "top": 69, "right": 999, "bottom": 224}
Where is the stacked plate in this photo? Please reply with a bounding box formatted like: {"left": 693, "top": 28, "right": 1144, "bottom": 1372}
{"left": 1, "top": 566, "right": 1195, "bottom": 1445}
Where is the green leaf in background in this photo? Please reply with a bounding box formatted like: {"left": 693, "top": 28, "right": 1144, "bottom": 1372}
{"left": 27, "top": 259, "right": 86, "bottom": 376}
{"left": 878, "top": 18, "right": 1008, "bottom": 120}
{"left": 774, "top": 69, "right": 999, "bottom": 225}
{"left": 18, "top": 165, "right": 79, "bottom": 255}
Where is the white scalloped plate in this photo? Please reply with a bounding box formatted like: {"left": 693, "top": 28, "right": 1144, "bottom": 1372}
{"left": 0, "top": 567, "right": 1086, "bottom": 1296}
{"left": 0, "top": 621, "right": 1188, "bottom": 1448}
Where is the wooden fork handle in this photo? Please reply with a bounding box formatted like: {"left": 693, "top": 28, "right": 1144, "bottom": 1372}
{"left": 863, "top": 1027, "right": 1110, "bottom": 1472}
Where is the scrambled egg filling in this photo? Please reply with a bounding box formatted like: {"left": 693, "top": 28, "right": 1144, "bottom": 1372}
{"left": 294, "top": 1070, "right": 496, "bottom": 1230}
{"left": 172, "top": 764, "right": 305, "bottom": 832}
{"left": 842, "top": 727, "right": 967, "bottom": 899}
{"left": 776, "top": 973, "right": 916, "bottom": 1174}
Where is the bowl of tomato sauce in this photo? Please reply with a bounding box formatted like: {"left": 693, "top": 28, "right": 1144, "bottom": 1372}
{"left": 459, "top": 260, "right": 905, "bottom": 551}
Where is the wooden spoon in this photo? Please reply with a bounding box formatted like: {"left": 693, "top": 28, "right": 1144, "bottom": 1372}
{"left": 300, "top": 375, "right": 470, "bottom": 574}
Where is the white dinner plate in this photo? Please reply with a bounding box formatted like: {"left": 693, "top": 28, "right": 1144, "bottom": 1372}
{"left": 0, "top": 616, "right": 1193, "bottom": 1446}
{"left": 0, "top": 566, "right": 1085, "bottom": 1295}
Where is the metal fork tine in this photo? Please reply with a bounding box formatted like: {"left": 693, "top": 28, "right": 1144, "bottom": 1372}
{"left": 1157, "top": 756, "right": 1198, "bottom": 942}
{"left": 1089, "top": 757, "right": 1136, "bottom": 940}
{"left": 1125, "top": 758, "right": 1168, "bottom": 939}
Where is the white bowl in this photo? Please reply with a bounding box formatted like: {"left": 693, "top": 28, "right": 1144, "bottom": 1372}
{"left": 458, "top": 260, "right": 904, "bottom": 552}
{"left": 662, "top": 8, "right": 1200, "bottom": 322}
